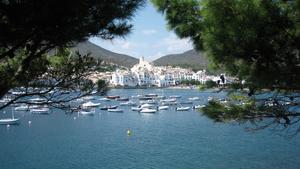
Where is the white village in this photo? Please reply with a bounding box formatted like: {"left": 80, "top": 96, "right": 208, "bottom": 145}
{"left": 89, "top": 57, "right": 227, "bottom": 87}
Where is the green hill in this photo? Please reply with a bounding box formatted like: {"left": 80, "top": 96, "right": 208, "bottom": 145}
{"left": 71, "top": 41, "right": 139, "bottom": 68}
{"left": 152, "top": 50, "right": 209, "bottom": 71}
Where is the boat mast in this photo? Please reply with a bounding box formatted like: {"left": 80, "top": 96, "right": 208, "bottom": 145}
{"left": 12, "top": 107, "right": 14, "bottom": 119}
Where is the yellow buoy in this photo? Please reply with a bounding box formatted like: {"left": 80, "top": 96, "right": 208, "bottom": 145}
{"left": 127, "top": 129, "right": 131, "bottom": 136}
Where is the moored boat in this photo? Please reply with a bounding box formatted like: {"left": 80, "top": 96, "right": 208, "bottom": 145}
{"left": 0, "top": 118, "right": 20, "bottom": 125}
{"left": 176, "top": 107, "right": 190, "bottom": 111}
{"left": 79, "top": 109, "right": 95, "bottom": 116}
{"left": 193, "top": 105, "right": 206, "bottom": 109}
{"left": 140, "top": 108, "right": 156, "bottom": 113}
{"left": 100, "top": 105, "right": 118, "bottom": 110}
{"left": 14, "top": 104, "right": 29, "bottom": 111}
{"left": 141, "top": 103, "right": 156, "bottom": 109}
{"left": 131, "top": 107, "right": 142, "bottom": 111}
{"left": 169, "top": 95, "right": 181, "bottom": 98}
{"left": 106, "top": 95, "right": 120, "bottom": 99}
{"left": 108, "top": 108, "right": 123, "bottom": 113}
{"left": 30, "top": 107, "right": 50, "bottom": 114}
{"left": 82, "top": 101, "right": 100, "bottom": 108}
{"left": 145, "top": 93, "right": 158, "bottom": 97}
{"left": 99, "top": 98, "right": 111, "bottom": 101}
{"left": 0, "top": 109, "right": 20, "bottom": 125}
{"left": 158, "top": 106, "right": 169, "bottom": 110}
{"left": 188, "top": 97, "right": 200, "bottom": 101}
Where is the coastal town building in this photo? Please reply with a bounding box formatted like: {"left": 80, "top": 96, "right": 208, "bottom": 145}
{"left": 107, "top": 57, "right": 227, "bottom": 87}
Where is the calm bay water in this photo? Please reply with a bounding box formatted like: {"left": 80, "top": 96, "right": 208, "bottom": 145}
{"left": 0, "top": 89, "right": 300, "bottom": 169}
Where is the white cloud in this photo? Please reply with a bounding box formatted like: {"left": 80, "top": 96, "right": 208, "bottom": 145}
{"left": 142, "top": 29, "right": 158, "bottom": 35}
{"left": 160, "top": 34, "right": 193, "bottom": 53}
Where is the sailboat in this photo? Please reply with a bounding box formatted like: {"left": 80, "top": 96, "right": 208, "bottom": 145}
{"left": 0, "top": 109, "right": 20, "bottom": 125}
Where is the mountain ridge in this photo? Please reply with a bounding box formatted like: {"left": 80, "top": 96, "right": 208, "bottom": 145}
{"left": 152, "top": 49, "right": 209, "bottom": 70}
{"left": 71, "top": 41, "right": 139, "bottom": 68}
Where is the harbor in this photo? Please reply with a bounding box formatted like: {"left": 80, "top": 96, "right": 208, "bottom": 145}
{"left": 0, "top": 89, "right": 300, "bottom": 169}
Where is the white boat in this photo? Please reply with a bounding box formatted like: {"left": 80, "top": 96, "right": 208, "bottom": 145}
{"left": 158, "top": 106, "right": 169, "bottom": 110}
{"left": 79, "top": 109, "right": 95, "bottom": 116}
{"left": 108, "top": 108, "right": 123, "bottom": 113}
{"left": 0, "top": 109, "right": 20, "bottom": 125}
{"left": 161, "top": 98, "right": 177, "bottom": 102}
{"left": 169, "top": 95, "right": 181, "bottom": 98}
{"left": 131, "top": 107, "right": 142, "bottom": 111}
{"left": 207, "top": 97, "right": 213, "bottom": 101}
{"left": 30, "top": 107, "right": 50, "bottom": 114}
{"left": 120, "top": 101, "right": 136, "bottom": 106}
{"left": 82, "top": 96, "right": 95, "bottom": 100}
{"left": 82, "top": 101, "right": 100, "bottom": 108}
{"left": 140, "top": 108, "right": 156, "bottom": 113}
{"left": 14, "top": 104, "right": 29, "bottom": 111}
{"left": 99, "top": 98, "right": 111, "bottom": 101}
{"left": 176, "top": 107, "right": 190, "bottom": 111}
{"left": 157, "top": 95, "right": 166, "bottom": 99}
{"left": 0, "top": 118, "right": 20, "bottom": 125}
{"left": 141, "top": 103, "right": 156, "bottom": 109}
{"left": 30, "top": 98, "right": 46, "bottom": 103}
{"left": 188, "top": 97, "right": 200, "bottom": 101}
{"left": 100, "top": 105, "right": 118, "bottom": 110}
{"left": 0, "top": 97, "right": 11, "bottom": 103}
{"left": 11, "top": 91, "right": 26, "bottom": 95}
{"left": 193, "top": 105, "right": 206, "bottom": 109}
{"left": 145, "top": 93, "right": 158, "bottom": 97}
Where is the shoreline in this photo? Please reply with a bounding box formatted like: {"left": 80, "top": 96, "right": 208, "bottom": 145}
{"left": 108, "top": 85, "right": 198, "bottom": 90}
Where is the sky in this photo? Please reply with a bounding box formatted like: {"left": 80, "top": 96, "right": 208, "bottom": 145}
{"left": 89, "top": 1, "right": 193, "bottom": 61}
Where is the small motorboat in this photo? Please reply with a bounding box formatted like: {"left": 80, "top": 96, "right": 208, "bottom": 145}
{"left": 193, "top": 105, "right": 206, "bottom": 109}
{"left": 158, "top": 106, "right": 169, "bottom": 110}
{"left": 82, "top": 101, "right": 100, "bottom": 108}
{"left": 99, "top": 98, "right": 111, "bottom": 101}
{"left": 138, "top": 97, "right": 153, "bottom": 100}
{"left": 0, "top": 118, "right": 20, "bottom": 125}
{"left": 108, "top": 108, "right": 123, "bottom": 113}
{"left": 169, "top": 95, "right": 181, "bottom": 98}
{"left": 106, "top": 95, "right": 120, "bottom": 99}
{"left": 14, "top": 104, "right": 29, "bottom": 111}
{"left": 131, "top": 107, "right": 142, "bottom": 111}
{"left": 141, "top": 103, "right": 156, "bottom": 109}
{"left": 79, "top": 109, "right": 95, "bottom": 116}
{"left": 30, "top": 107, "right": 50, "bottom": 114}
{"left": 29, "top": 98, "right": 47, "bottom": 104}
{"left": 145, "top": 93, "right": 158, "bottom": 97}
{"left": 82, "top": 96, "right": 95, "bottom": 100}
{"left": 188, "top": 97, "right": 200, "bottom": 101}
{"left": 0, "top": 109, "right": 20, "bottom": 125}
{"left": 100, "top": 105, "right": 118, "bottom": 110}
{"left": 140, "top": 108, "right": 156, "bottom": 113}
{"left": 207, "top": 97, "right": 213, "bottom": 101}
{"left": 161, "top": 98, "right": 177, "bottom": 102}
{"left": 176, "top": 107, "right": 190, "bottom": 111}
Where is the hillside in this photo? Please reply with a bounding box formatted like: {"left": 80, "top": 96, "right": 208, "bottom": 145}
{"left": 152, "top": 49, "right": 209, "bottom": 70}
{"left": 71, "top": 41, "right": 138, "bottom": 68}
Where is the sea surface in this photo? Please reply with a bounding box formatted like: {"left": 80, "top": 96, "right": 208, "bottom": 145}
{"left": 0, "top": 89, "right": 300, "bottom": 169}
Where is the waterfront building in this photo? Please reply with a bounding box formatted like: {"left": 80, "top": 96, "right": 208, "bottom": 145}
{"left": 89, "top": 57, "right": 227, "bottom": 87}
